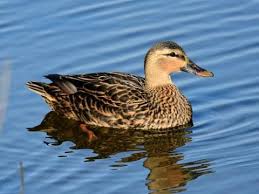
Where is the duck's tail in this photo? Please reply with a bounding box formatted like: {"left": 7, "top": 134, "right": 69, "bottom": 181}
{"left": 27, "top": 80, "right": 75, "bottom": 118}
{"left": 26, "top": 81, "right": 60, "bottom": 105}
{"left": 26, "top": 81, "right": 48, "bottom": 97}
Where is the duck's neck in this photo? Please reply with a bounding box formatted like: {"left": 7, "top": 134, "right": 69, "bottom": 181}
{"left": 144, "top": 64, "right": 173, "bottom": 89}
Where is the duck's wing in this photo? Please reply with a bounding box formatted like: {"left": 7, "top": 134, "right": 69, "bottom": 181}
{"left": 44, "top": 72, "right": 146, "bottom": 101}
{"left": 43, "top": 72, "right": 148, "bottom": 127}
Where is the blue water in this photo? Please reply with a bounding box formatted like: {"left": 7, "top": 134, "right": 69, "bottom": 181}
{"left": 0, "top": 0, "right": 259, "bottom": 193}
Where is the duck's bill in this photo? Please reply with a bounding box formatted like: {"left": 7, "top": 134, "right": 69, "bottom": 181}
{"left": 181, "top": 60, "right": 214, "bottom": 77}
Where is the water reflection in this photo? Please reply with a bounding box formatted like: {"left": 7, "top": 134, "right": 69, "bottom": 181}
{"left": 28, "top": 111, "right": 212, "bottom": 193}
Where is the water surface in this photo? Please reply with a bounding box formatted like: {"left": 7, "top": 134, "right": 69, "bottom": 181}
{"left": 0, "top": 0, "right": 259, "bottom": 194}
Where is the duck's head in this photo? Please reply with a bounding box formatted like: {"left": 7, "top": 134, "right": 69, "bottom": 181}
{"left": 144, "top": 41, "right": 213, "bottom": 88}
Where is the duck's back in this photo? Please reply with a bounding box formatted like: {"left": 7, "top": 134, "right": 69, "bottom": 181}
{"left": 27, "top": 72, "right": 151, "bottom": 128}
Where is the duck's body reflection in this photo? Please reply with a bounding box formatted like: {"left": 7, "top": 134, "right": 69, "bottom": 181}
{"left": 28, "top": 111, "right": 212, "bottom": 193}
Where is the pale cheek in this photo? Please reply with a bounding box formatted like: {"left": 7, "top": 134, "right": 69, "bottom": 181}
{"left": 158, "top": 58, "right": 185, "bottom": 73}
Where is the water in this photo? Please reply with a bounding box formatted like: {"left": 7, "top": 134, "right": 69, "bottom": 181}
{"left": 0, "top": 0, "right": 259, "bottom": 193}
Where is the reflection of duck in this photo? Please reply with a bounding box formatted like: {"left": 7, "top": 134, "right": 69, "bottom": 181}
{"left": 28, "top": 111, "right": 193, "bottom": 155}
{"left": 28, "top": 111, "right": 212, "bottom": 193}
{"left": 145, "top": 155, "right": 211, "bottom": 194}
{"left": 27, "top": 41, "right": 213, "bottom": 136}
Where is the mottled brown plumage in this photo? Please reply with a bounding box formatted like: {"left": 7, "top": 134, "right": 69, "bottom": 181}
{"left": 27, "top": 41, "right": 213, "bottom": 131}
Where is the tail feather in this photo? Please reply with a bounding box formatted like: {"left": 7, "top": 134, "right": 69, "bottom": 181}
{"left": 26, "top": 81, "right": 47, "bottom": 97}
{"left": 27, "top": 80, "right": 73, "bottom": 116}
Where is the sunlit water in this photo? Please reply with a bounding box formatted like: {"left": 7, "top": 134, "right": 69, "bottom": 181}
{"left": 0, "top": 0, "right": 259, "bottom": 194}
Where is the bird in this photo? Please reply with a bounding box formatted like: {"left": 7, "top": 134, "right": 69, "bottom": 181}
{"left": 27, "top": 41, "right": 213, "bottom": 139}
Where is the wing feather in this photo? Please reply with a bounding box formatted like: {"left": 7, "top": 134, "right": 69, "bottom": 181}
{"left": 44, "top": 72, "right": 148, "bottom": 127}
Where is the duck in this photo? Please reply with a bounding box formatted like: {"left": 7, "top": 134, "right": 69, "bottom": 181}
{"left": 27, "top": 41, "right": 213, "bottom": 139}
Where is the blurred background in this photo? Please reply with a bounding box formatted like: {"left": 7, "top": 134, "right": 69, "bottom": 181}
{"left": 0, "top": 0, "right": 258, "bottom": 194}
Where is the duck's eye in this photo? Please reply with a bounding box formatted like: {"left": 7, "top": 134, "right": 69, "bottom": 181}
{"left": 167, "top": 52, "right": 186, "bottom": 60}
{"left": 169, "top": 52, "right": 177, "bottom": 57}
